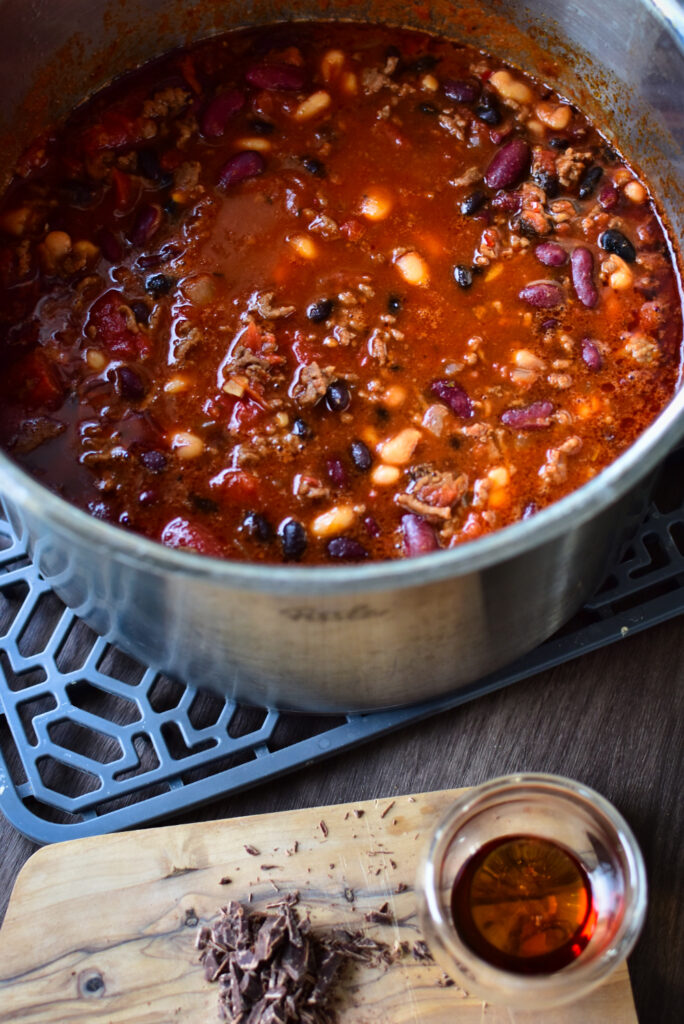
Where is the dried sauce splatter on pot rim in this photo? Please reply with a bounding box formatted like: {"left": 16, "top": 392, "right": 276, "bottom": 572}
{"left": 0, "top": 23, "right": 681, "bottom": 564}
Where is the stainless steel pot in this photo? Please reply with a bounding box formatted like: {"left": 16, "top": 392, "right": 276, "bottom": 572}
{"left": 0, "top": 0, "right": 682, "bottom": 711}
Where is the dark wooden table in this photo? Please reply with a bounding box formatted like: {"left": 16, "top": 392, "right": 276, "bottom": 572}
{"left": 1, "top": 616, "right": 682, "bottom": 1023}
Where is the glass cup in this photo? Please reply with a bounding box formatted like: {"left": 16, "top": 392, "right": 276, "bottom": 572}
{"left": 418, "top": 773, "right": 647, "bottom": 1012}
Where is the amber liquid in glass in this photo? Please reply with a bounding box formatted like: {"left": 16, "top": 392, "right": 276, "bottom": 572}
{"left": 451, "top": 834, "right": 597, "bottom": 974}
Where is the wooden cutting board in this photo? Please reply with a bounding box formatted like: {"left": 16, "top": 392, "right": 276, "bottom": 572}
{"left": 0, "top": 788, "right": 639, "bottom": 1023}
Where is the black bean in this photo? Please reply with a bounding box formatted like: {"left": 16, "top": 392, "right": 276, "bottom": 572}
{"left": 460, "top": 190, "right": 485, "bottom": 216}
{"left": 280, "top": 518, "right": 307, "bottom": 561}
{"left": 137, "top": 148, "right": 170, "bottom": 184}
{"left": 578, "top": 164, "right": 603, "bottom": 199}
{"left": 243, "top": 511, "right": 273, "bottom": 541}
{"left": 350, "top": 439, "right": 372, "bottom": 472}
{"left": 307, "top": 298, "right": 334, "bottom": 323}
{"left": 192, "top": 494, "right": 219, "bottom": 515}
{"left": 388, "top": 294, "right": 402, "bottom": 314}
{"left": 325, "top": 379, "right": 351, "bottom": 412}
{"left": 139, "top": 449, "right": 167, "bottom": 473}
{"left": 145, "top": 273, "right": 176, "bottom": 297}
{"left": 301, "top": 155, "right": 326, "bottom": 177}
{"left": 443, "top": 79, "right": 480, "bottom": 103}
{"left": 60, "top": 180, "right": 97, "bottom": 208}
{"left": 163, "top": 197, "right": 181, "bottom": 217}
{"left": 409, "top": 55, "right": 439, "bottom": 74}
{"left": 327, "top": 537, "right": 369, "bottom": 561}
{"left": 548, "top": 135, "right": 570, "bottom": 150}
{"left": 129, "top": 300, "right": 151, "bottom": 325}
{"left": 533, "top": 170, "right": 559, "bottom": 198}
{"left": 418, "top": 102, "right": 438, "bottom": 115}
{"left": 250, "top": 118, "right": 275, "bottom": 135}
{"left": 599, "top": 228, "right": 636, "bottom": 263}
{"left": 453, "top": 264, "right": 473, "bottom": 289}
{"left": 375, "top": 405, "right": 390, "bottom": 422}
{"left": 475, "top": 95, "right": 501, "bottom": 125}
{"left": 292, "top": 417, "right": 312, "bottom": 438}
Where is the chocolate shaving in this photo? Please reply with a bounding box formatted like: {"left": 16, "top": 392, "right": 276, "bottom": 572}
{"left": 364, "top": 902, "right": 393, "bottom": 925}
{"left": 379, "top": 800, "right": 395, "bottom": 819}
{"left": 199, "top": 899, "right": 397, "bottom": 1023}
{"left": 319, "top": 820, "right": 329, "bottom": 838}
{"left": 244, "top": 845, "right": 261, "bottom": 856}
{"left": 412, "top": 940, "right": 433, "bottom": 961}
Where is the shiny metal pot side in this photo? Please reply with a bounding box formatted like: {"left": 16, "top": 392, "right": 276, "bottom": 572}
{"left": 0, "top": 0, "right": 682, "bottom": 711}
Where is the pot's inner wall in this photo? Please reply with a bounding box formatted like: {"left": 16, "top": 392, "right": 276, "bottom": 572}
{"left": 0, "top": 0, "right": 682, "bottom": 234}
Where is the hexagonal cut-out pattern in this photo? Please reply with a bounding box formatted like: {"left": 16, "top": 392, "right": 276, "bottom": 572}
{"left": 2, "top": 450, "right": 684, "bottom": 844}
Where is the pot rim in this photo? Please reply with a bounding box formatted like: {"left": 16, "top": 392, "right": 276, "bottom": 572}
{"left": 0, "top": 0, "right": 683, "bottom": 596}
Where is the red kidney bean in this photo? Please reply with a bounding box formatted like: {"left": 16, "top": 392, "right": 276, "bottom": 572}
{"left": 402, "top": 514, "right": 439, "bottom": 557}
{"left": 326, "top": 456, "right": 348, "bottom": 488}
{"left": 128, "top": 203, "right": 162, "bottom": 246}
{"left": 135, "top": 243, "right": 182, "bottom": 271}
{"left": 491, "top": 189, "right": 522, "bottom": 213}
{"left": 97, "top": 228, "right": 123, "bottom": 263}
{"left": 112, "top": 365, "right": 146, "bottom": 401}
{"left": 246, "top": 62, "right": 306, "bottom": 91}
{"left": 430, "top": 379, "right": 473, "bottom": 418}
{"left": 581, "top": 338, "right": 602, "bottom": 370}
{"left": 161, "top": 516, "right": 223, "bottom": 557}
{"left": 443, "top": 79, "right": 480, "bottom": 103}
{"left": 327, "top": 537, "right": 369, "bottom": 561}
{"left": 138, "top": 488, "right": 158, "bottom": 506}
{"left": 200, "top": 89, "right": 245, "bottom": 138}
{"left": 364, "top": 515, "right": 381, "bottom": 537}
{"left": 534, "top": 242, "right": 567, "bottom": 267}
{"left": 484, "top": 138, "right": 530, "bottom": 190}
{"left": 489, "top": 125, "right": 514, "bottom": 145}
{"left": 571, "top": 247, "right": 598, "bottom": 308}
{"left": 218, "top": 150, "right": 265, "bottom": 188}
{"left": 519, "top": 281, "right": 564, "bottom": 308}
{"left": 598, "top": 181, "right": 619, "bottom": 211}
{"left": 501, "top": 401, "right": 554, "bottom": 429}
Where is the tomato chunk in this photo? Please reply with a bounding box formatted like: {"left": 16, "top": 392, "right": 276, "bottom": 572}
{"left": 86, "top": 290, "right": 145, "bottom": 358}
{"left": 160, "top": 516, "right": 223, "bottom": 556}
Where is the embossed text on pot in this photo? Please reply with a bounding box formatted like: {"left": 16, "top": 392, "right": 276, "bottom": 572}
{"left": 0, "top": 0, "right": 682, "bottom": 710}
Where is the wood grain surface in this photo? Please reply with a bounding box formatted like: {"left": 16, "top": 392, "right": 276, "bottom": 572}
{"left": 0, "top": 618, "right": 682, "bottom": 1023}
{"left": 0, "top": 789, "right": 638, "bottom": 1024}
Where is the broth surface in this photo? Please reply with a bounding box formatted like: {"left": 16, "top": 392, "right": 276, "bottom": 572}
{"left": 0, "top": 23, "right": 681, "bottom": 562}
